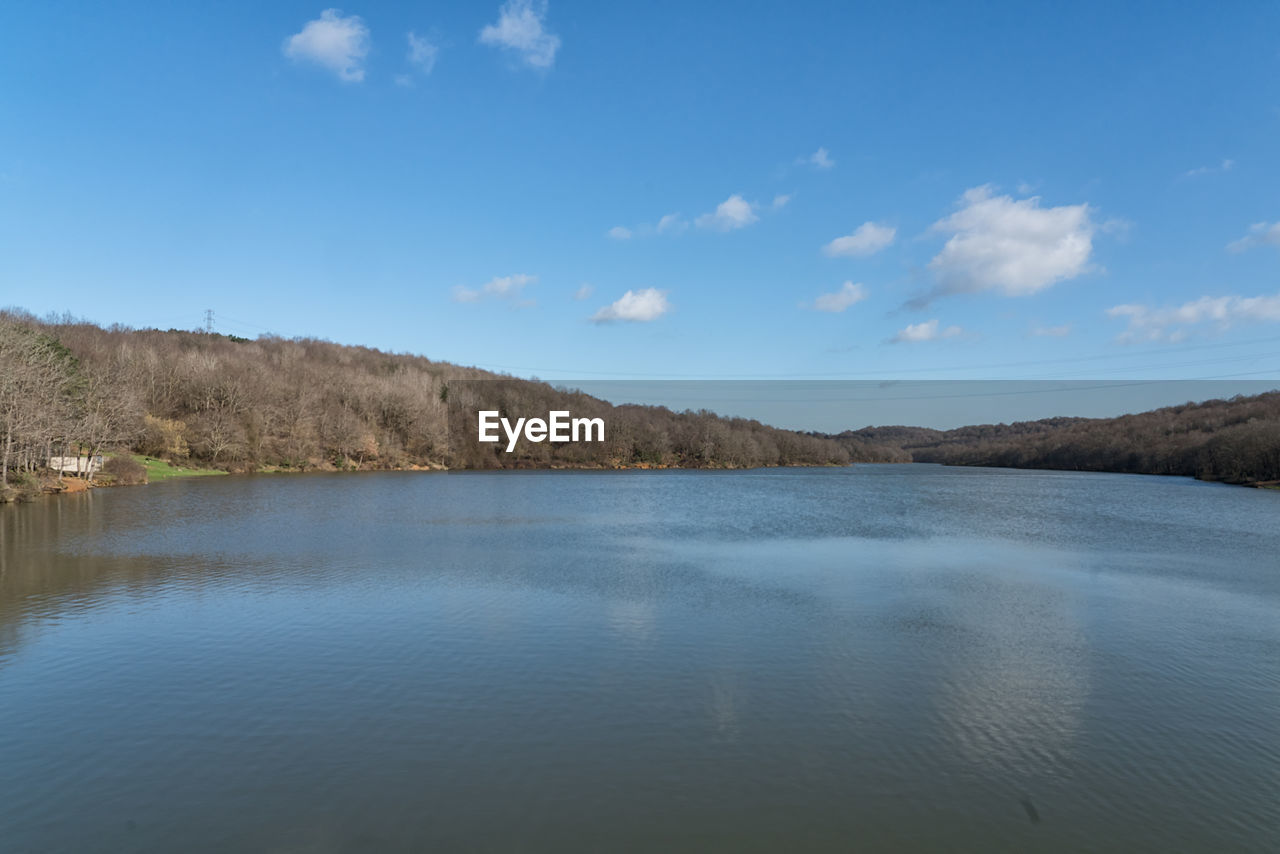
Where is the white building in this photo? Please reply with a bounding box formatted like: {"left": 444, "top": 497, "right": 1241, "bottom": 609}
{"left": 48, "top": 455, "right": 104, "bottom": 475}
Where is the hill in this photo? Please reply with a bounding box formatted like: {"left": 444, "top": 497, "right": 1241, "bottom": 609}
{"left": 830, "top": 393, "right": 1280, "bottom": 486}
{"left": 5, "top": 310, "right": 1277, "bottom": 496}
{"left": 0, "top": 311, "right": 850, "bottom": 498}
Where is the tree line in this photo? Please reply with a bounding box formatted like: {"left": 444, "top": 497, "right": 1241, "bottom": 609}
{"left": 827, "top": 391, "right": 1280, "bottom": 485}
{"left": 5, "top": 309, "right": 1276, "bottom": 496}
{"left": 0, "top": 310, "right": 851, "bottom": 497}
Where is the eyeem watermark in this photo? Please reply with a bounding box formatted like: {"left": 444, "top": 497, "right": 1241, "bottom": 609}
{"left": 478, "top": 410, "right": 605, "bottom": 452}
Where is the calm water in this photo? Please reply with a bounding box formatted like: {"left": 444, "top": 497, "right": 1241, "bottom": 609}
{"left": 1, "top": 466, "right": 1277, "bottom": 853}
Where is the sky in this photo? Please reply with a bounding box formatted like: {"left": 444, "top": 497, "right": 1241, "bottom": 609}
{"left": 2, "top": 1, "right": 1279, "bottom": 423}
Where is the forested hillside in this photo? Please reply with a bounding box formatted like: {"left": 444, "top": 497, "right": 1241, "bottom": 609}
{"left": 5, "top": 310, "right": 1277, "bottom": 499}
{"left": 832, "top": 392, "right": 1280, "bottom": 485}
{"left": 0, "top": 311, "right": 851, "bottom": 498}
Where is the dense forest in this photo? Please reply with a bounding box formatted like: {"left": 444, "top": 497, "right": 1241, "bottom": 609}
{"left": 4, "top": 310, "right": 1277, "bottom": 501}
{"left": 0, "top": 311, "right": 852, "bottom": 499}
{"left": 828, "top": 392, "right": 1280, "bottom": 486}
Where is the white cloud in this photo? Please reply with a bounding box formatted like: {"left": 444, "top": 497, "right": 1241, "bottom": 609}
{"left": 453, "top": 273, "right": 537, "bottom": 303}
{"left": 695, "top": 194, "right": 758, "bottom": 231}
{"left": 615, "top": 193, "right": 782, "bottom": 240}
{"left": 591, "top": 288, "right": 670, "bottom": 323}
{"left": 479, "top": 0, "right": 560, "bottom": 69}
{"left": 656, "top": 213, "right": 686, "bottom": 234}
{"left": 808, "top": 281, "right": 868, "bottom": 313}
{"left": 1106, "top": 292, "right": 1280, "bottom": 342}
{"left": 406, "top": 31, "right": 439, "bottom": 75}
{"left": 1227, "top": 221, "right": 1280, "bottom": 253}
{"left": 801, "top": 147, "right": 834, "bottom": 169}
{"left": 573, "top": 284, "right": 594, "bottom": 300}
{"left": 606, "top": 213, "right": 687, "bottom": 240}
{"left": 1031, "top": 324, "right": 1072, "bottom": 337}
{"left": 891, "top": 319, "right": 963, "bottom": 343}
{"left": 484, "top": 274, "right": 533, "bottom": 296}
{"left": 923, "top": 185, "right": 1097, "bottom": 303}
{"left": 283, "top": 10, "right": 370, "bottom": 82}
{"left": 1184, "top": 158, "right": 1235, "bottom": 178}
{"left": 822, "top": 222, "right": 896, "bottom": 257}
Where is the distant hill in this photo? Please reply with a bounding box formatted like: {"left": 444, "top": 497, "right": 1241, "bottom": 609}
{"left": 0, "top": 311, "right": 850, "bottom": 491}
{"left": 5, "top": 309, "right": 1277, "bottom": 492}
{"left": 828, "top": 393, "right": 1280, "bottom": 486}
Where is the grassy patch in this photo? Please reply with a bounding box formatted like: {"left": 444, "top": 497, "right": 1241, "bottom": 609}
{"left": 132, "top": 455, "right": 228, "bottom": 482}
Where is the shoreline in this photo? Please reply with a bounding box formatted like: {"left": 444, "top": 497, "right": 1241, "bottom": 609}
{"left": 2, "top": 457, "right": 851, "bottom": 504}
{"left": 7, "top": 459, "right": 1278, "bottom": 507}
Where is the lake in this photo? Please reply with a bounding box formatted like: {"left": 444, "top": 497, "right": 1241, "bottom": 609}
{"left": 1, "top": 466, "right": 1277, "bottom": 852}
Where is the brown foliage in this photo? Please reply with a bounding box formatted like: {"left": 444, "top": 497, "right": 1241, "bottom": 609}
{"left": 1, "top": 312, "right": 850, "bottom": 475}
{"left": 139, "top": 415, "right": 190, "bottom": 460}
{"left": 102, "top": 455, "right": 148, "bottom": 485}
{"left": 835, "top": 392, "right": 1280, "bottom": 484}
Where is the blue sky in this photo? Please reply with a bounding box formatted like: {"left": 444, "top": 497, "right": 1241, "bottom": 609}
{"left": 2, "top": 1, "right": 1279, "bottom": 393}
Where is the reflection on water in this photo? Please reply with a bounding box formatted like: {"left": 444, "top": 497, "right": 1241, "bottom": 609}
{"left": 933, "top": 571, "right": 1089, "bottom": 776}
{"left": 1, "top": 466, "right": 1277, "bottom": 853}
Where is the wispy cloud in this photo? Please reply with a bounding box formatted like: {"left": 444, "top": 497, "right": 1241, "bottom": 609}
{"left": 1183, "top": 158, "right": 1235, "bottom": 178}
{"left": 606, "top": 213, "right": 687, "bottom": 240}
{"left": 479, "top": 0, "right": 560, "bottom": 69}
{"left": 591, "top": 288, "right": 670, "bottom": 323}
{"left": 799, "top": 147, "right": 834, "bottom": 170}
{"left": 805, "top": 281, "right": 868, "bottom": 313}
{"left": 891, "top": 319, "right": 963, "bottom": 343}
{"left": 915, "top": 185, "right": 1098, "bottom": 307}
{"left": 283, "top": 9, "right": 371, "bottom": 82}
{"left": 1031, "top": 324, "right": 1072, "bottom": 338}
{"left": 656, "top": 213, "right": 687, "bottom": 233}
{"left": 407, "top": 31, "right": 439, "bottom": 74}
{"left": 822, "top": 222, "right": 896, "bottom": 257}
{"left": 695, "top": 194, "right": 758, "bottom": 231}
{"left": 613, "top": 193, "right": 780, "bottom": 240}
{"left": 1227, "top": 221, "right": 1280, "bottom": 253}
{"left": 573, "top": 284, "right": 594, "bottom": 300}
{"left": 453, "top": 273, "right": 537, "bottom": 303}
{"left": 1107, "top": 292, "right": 1280, "bottom": 342}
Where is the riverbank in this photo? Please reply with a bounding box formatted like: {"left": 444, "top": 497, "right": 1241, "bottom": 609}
{"left": 2, "top": 457, "right": 855, "bottom": 504}
{"left": 136, "top": 456, "right": 229, "bottom": 482}
{"left": 8, "top": 459, "right": 1280, "bottom": 509}
{"left": 0, "top": 456, "right": 228, "bottom": 504}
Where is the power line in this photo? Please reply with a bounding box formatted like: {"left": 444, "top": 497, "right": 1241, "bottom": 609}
{"left": 589, "top": 370, "right": 1280, "bottom": 405}
{"left": 1019, "top": 350, "right": 1280, "bottom": 380}
{"left": 217, "top": 314, "right": 277, "bottom": 333}
{"left": 466, "top": 334, "right": 1280, "bottom": 380}
{"left": 179, "top": 308, "right": 1280, "bottom": 381}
